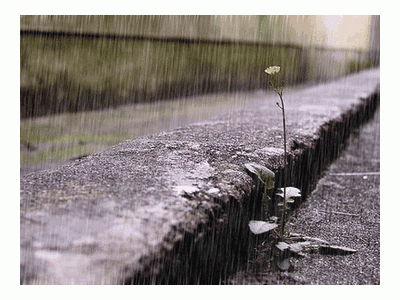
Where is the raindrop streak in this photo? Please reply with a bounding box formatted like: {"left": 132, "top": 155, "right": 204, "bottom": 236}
{"left": 20, "top": 16, "right": 379, "bottom": 176}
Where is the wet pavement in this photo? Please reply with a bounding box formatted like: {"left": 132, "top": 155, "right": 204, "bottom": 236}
{"left": 287, "top": 108, "right": 380, "bottom": 284}
{"left": 20, "top": 68, "right": 380, "bottom": 284}
{"left": 229, "top": 108, "right": 380, "bottom": 284}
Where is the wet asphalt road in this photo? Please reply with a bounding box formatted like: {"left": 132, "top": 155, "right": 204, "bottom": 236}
{"left": 230, "top": 108, "right": 380, "bottom": 285}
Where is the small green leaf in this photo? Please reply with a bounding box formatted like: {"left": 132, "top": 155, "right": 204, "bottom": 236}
{"left": 276, "top": 187, "right": 301, "bottom": 199}
{"left": 318, "top": 245, "right": 357, "bottom": 255}
{"left": 289, "top": 242, "right": 307, "bottom": 253}
{"left": 245, "top": 163, "right": 275, "bottom": 189}
{"left": 249, "top": 220, "right": 278, "bottom": 234}
{"left": 276, "top": 241, "right": 290, "bottom": 251}
{"left": 288, "top": 233, "right": 330, "bottom": 245}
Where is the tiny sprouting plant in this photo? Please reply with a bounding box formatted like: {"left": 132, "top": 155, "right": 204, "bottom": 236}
{"left": 245, "top": 67, "right": 357, "bottom": 272}
{"left": 246, "top": 66, "right": 301, "bottom": 238}
{"left": 265, "top": 66, "right": 288, "bottom": 235}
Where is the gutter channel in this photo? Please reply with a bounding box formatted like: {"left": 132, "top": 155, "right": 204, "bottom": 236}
{"left": 124, "top": 87, "right": 380, "bottom": 284}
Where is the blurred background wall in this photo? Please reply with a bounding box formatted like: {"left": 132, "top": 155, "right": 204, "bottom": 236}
{"left": 20, "top": 15, "right": 380, "bottom": 118}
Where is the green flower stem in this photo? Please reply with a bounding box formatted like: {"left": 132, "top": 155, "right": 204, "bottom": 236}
{"left": 263, "top": 185, "right": 268, "bottom": 217}
{"left": 276, "top": 91, "right": 288, "bottom": 236}
{"left": 265, "top": 66, "right": 287, "bottom": 237}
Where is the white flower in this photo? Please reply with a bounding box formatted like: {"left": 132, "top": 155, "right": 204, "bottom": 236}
{"left": 265, "top": 66, "right": 280, "bottom": 75}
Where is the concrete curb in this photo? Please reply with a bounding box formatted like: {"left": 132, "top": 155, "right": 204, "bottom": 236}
{"left": 20, "top": 68, "right": 380, "bottom": 284}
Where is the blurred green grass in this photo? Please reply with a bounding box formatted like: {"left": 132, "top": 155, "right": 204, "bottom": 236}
{"left": 20, "top": 91, "right": 260, "bottom": 168}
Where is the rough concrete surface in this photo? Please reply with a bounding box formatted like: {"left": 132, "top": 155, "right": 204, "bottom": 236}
{"left": 227, "top": 108, "right": 380, "bottom": 285}
{"left": 287, "top": 108, "right": 380, "bottom": 284}
{"left": 20, "top": 68, "right": 380, "bottom": 284}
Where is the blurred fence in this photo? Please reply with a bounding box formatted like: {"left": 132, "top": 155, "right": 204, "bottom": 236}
{"left": 20, "top": 16, "right": 379, "bottom": 119}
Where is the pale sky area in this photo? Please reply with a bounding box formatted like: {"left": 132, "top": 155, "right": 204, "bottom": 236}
{"left": 321, "top": 15, "right": 371, "bottom": 49}
{"left": 274, "top": 15, "right": 372, "bottom": 50}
